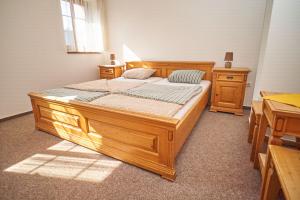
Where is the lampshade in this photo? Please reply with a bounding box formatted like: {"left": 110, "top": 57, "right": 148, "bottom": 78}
{"left": 224, "top": 52, "right": 233, "bottom": 61}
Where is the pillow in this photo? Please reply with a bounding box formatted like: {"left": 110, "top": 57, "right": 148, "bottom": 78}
{"left": 122, "top": 68, "right": 156, "bottom": 80}
{"left": 168, "top": 70, "right": 205, "bottom": 84}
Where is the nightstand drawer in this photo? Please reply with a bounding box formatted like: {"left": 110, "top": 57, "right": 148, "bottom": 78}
{"left": 217, "top": 74, "right": 244, "bottom": 82}
{"left": 100, "top": 74, "right": 114, "bottom": 79}
{"left": 98, "top": 64, "right": 124, "bottom": 79}
{"left": 100, "top": 68, "right": 114, "bottom": 75}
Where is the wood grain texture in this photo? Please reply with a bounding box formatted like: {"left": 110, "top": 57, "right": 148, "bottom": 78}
{"left": 126, "top": 61, "right": 215, "bottom": 81}
{"left": 258, "top": 153, "right": 267, "bottom": 176}
{"left": 210, "top": 67, "right": 250, "bottom": 115}
{"left": 270, "top": 146, "right": 300, "bottom": 200}
{"left": 29, "top": 61, "right": 215, "bottom": 180}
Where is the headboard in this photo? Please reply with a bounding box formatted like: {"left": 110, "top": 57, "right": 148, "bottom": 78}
{"left": 125, "top": 61, "right": 215, "bottom": 81}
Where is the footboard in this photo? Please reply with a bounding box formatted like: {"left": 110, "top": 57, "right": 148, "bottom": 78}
{"left": 29, "top": 93, "right": 179, "bottom": 180}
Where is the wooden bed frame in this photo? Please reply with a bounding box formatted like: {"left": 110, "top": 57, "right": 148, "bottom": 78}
{"left": 28, "top": 61, "right": 215, "bottom": 181}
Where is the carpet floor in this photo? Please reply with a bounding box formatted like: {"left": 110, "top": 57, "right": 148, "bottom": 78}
{"left": 0, "top": 109, "right": 260, "bottom": 200}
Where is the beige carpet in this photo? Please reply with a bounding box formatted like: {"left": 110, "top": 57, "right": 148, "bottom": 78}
{"left": 0, "top": 109, "right": 260, "bottom": 200}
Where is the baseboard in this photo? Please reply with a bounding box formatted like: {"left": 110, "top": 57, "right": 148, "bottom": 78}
{"left": 207, "top": 101, "right": 251, "bottom": 111}
{"left": 0, "top": 111, "right": 32, "bottom": 122}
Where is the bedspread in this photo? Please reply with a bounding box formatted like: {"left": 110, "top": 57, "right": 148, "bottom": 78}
{"left": 90, "top": 94, "right": 182, "bottom": 118}
{"left": 41, "top": 88, "right": 108, "bottom": 102}
{"left": 118, "top": 83, "right": 202, "bottom": 105}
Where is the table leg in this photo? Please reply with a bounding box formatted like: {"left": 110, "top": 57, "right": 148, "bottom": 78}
{"left": 248, "top": 108, "right": 255, "bottom": 143}
{"left": 250, "top": 123, "right": 259, "bottom": 161}
{"left": 254, "top": 113, "right": 268, "bottom": 169}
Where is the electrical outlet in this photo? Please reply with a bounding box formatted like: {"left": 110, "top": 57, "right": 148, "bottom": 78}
{"left": 246, "top": 82, "right": 251, "bottom": 87}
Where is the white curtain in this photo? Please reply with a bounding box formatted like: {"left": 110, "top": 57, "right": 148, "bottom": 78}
{"left": 84, "top": 0, "right": 104, "bottom": 52}
{"left": 61, "top": 0, "right": 104, "bottom": 52}
{"left": 61, "top": 0, "right": 76, "bottom": 51}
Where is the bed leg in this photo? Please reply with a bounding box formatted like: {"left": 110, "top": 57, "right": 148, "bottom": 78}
{"left": 35, "top": 125, "right": 41, "bottom": 131}
{"left": 161, "top": 171, "right": 176, "bottom": 182}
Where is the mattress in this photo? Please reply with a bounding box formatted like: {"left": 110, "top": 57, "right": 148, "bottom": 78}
{"left": 90, "top": 94, "right": 182, "bottom": 118}
{"left": 118, "top": 83, "right": 202, "bottom": 105}
{"left": 39, "top": 77, "right": 210, "bottom": 120}
{"left": 153, "top": 79, "right": 211, "bottom": 119}
{"left": 114, "top": 77, "right": 163, "bottom": 83}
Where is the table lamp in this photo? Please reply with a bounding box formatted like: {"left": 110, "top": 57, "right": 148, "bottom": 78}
{"left": 110, "top": 53, "right": 116, "bottom": 65}
{"left": 224, "top": 52, "right": 233, "bottom": 68}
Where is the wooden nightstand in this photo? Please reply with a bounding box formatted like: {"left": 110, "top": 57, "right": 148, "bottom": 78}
{"left": 210, "top": 67, "right": 250, "bottom": 115}
{"left": 98, "top": 65, "right": 124, "bottom": 79}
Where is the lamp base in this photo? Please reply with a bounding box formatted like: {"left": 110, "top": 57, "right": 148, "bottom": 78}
{"left": 225, "top": 62, "right": 232, "bottom": 68}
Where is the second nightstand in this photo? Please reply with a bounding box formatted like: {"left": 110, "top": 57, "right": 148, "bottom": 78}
{"left": 98, "top": 65, "right": 124, "bottom": 79}
{"left": 210, "top": 67, "right": 250, "bottom": 115}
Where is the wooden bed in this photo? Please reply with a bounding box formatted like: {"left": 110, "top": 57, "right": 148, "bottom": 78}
{"left": 28, "top": 61, "right": 215, "bottom": 181}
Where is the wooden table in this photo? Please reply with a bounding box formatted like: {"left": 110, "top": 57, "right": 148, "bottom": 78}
{"left": 260, "top": 145, "right": 300, "bottom": 200}
{"left": 253, "top": 91, "right": 300, "bottom": 169}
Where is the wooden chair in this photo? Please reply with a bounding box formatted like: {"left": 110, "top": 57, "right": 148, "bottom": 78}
{"left": 248, "top": 101, "right": 263, "bottom": 162}
{"left": 260, "top": 145, "right": 300, "bottom": 200}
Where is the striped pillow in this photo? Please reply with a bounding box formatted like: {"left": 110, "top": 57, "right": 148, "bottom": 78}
{"left": 168, "top": 70, "right": 205, "bottom": 84}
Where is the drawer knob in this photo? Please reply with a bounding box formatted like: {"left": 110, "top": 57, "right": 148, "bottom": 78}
{"left": 227, "top": 76, "right": 234, "bottom": 79}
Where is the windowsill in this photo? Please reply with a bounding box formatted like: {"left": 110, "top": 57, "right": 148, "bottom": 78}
{"left": 67, "top": 51, "right": 102, "bottom": 54}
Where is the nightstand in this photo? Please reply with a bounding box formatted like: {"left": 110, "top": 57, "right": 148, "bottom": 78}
{"left": 98, "top": 65, "right": 124, "bottom": 79}
{"left": 210, "top": 67, "right": 250, "bottom": 115}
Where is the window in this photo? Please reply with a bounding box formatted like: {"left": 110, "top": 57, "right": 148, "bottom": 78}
{"left": 60, "top": 0, "right": 104, "bottom": 53}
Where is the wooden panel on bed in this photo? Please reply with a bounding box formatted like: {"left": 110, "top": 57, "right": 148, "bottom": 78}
{"left": 39, "top": 106, "right": 80, "bottom": 127}
{"left": 126, "top": 61, "right": 215, "bottom": 81}
{"left": 89, "top": 119, "right": 158, "bottom": 153}
{"left": 30, "top": 95, "right": 179, "bottom": 179}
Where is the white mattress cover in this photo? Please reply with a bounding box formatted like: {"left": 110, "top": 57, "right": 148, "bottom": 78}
{"left": 114, "top": 77, "right": 163, "bottom": 83}
{"left": 153, "top": 79, "right": 211, "bottom": 119}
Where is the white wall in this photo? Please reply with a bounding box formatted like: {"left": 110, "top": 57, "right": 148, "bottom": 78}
{"left": 0, "top": 0, "right": 106, "bottom": 119}
{"left": 105, "top": 0, "right": 267, "bottom": 106}
{"left": 253, "top": 0, "right": 300, "bottom": 98}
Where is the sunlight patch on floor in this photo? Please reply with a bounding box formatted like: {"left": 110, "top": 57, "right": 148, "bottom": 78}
{"left": 4, "top": 153, "right": 121, "bottom": 182}
{"left": 47, "top": 140, "right": 100, "bottom": 155}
